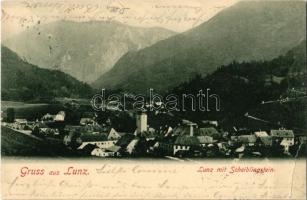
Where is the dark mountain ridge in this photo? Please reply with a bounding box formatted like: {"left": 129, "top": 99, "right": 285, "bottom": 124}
{"left": 170, "top": 40, "right": 306, "bottom": 131}
{"left": 93, "top": 1, "right": 306, "bottom": 92}
{"left": 3, "top": 20, "right": 176, "bottom": 83}
{"left": 1, "top": 46, "right": 93, "bottom": 101}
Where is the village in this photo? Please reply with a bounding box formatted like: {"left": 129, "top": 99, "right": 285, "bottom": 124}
{"left": 1, "top": 104, "right": 306, "bottom": 159}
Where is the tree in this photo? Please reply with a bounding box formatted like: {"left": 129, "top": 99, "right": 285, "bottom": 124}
{"left": 6, "top": 108, "right": 15, "bottom": 123}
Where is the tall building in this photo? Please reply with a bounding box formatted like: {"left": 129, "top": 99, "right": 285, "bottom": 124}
{"left": 188, "top": 123, "right": 197, "bottom": 136}
{"left": 136, "top": 112, "right": 147, "bottom": 134}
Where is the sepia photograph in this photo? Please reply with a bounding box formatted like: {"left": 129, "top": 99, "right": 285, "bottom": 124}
{"left": 1, "top": 0, "right": 306, "bottom": 199}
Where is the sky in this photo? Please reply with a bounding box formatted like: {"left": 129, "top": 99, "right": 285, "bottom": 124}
{"left": 1, "top": 0, "right": 239, "bottom": 40}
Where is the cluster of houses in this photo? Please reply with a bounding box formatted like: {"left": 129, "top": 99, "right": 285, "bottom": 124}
{"left": 3, "top": 109, "right": 306, "bottom": 158}
{"left": 3, "top": 111, "right": 65, "bottom": 138}
{"left": 62, "top": 112, "right": 306, "bottom": 158}
{"left": 5, "top": 118, "right": 31, "bottom": 130}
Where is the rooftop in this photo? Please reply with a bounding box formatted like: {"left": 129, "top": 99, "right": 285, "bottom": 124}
{"left": 80, "top": 132, "right": 108, "bottom": 142}
{"left": 198, "top": 127, "right": 220, "bottom": 138}
{"left": 197, "top": 136, "right": 216, "bottom": 144}
{"left": 238, "top": 135, "right": 257, "bottom": 143}
{"left": 270, "top": 130, "right": 294, "bottom": 138}
{"left": 175, "top": 136, "right": 199, "bottom": 146}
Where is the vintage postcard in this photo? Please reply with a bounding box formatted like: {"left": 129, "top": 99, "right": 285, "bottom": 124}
{"left": 1, "top": 0, "right": 306, "bottom": 199}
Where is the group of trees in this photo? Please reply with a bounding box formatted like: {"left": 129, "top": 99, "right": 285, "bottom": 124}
{"left": 169, "top": 48, "right": 306, "bottom": 132}
{"left": 1, "top": 46, "right": 94, "bottom": 102}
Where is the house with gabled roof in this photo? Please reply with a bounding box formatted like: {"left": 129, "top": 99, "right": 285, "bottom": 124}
{"left": 198, "top": 127, "right": 220, "bottom": 139}
{"left": 197, "top": 136, "right": 216, "bottom": 147}
{"left": 254, "top": 131, "right": 272, "bottom": 147}
{"left": 78, "top": 132, "right": 116, "bottom": 149}
{"left": 107, "top": 128, "right": 120, "bottom": 140}
{"left": 13, "top": 118, "right": 28, "bottom": 130}
{"left": 270, "top": 129, "right": 295, "bottom": 153}
{"left": 255, "top": 131, "right": 269, "bottom": 137}
{"left": 270, "top": 130, "right": 294, "bottom": 138}
{"left": 91, "top": 145, "right": 121, "bottom": 157}
{"left": 257, "top": 136, "right": 273, "bottom": 147}
{"left": 238, "top": 135, "right": 257, "bottom": 146}
{"left": 126, "top": 139, "right": 139, "bottom": 155}
{"left": 172, "top": 126, "right": 190, "bottom": 136}
{"left": 173, "top": 135, "right": 199, "bottom": 155}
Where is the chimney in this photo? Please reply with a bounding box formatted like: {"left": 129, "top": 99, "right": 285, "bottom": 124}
{"left": 189, "top": 125, "right": 194, "bottom": 137}
{"left": 188, "top": 123, "right": 197, "bottom": 137}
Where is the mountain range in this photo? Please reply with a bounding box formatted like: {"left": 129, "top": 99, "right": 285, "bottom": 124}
{"left": 3, "top": 20, "right": 175, "bottom": 83}
{"left": 93, "top": 1, "right": 306, "bottom": 92}
{"left": 170, "top": 39, "right": 306, "bottom": 131}
{"left": 1, "top": 46, "right": 93, "bottom": 101}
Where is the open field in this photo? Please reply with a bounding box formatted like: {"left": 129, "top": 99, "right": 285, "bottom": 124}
{"left": 1, "top": 126, "right": 52, "bottom": 156}
{"left": 1, "top": 101, "right": 49, "bottom": 109}
{"left": 1, "top": 101, "right": 64, "bottom": 120}
{"left": 1, "top": 126, "right": 75, "bottom": 157}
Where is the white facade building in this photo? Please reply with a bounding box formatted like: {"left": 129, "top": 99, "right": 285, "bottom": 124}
{"left": 136, "top": 112, "right": 147, "bottom": 134}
